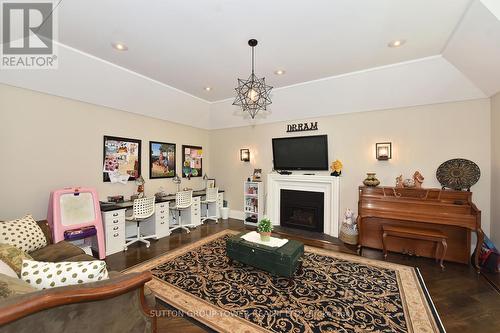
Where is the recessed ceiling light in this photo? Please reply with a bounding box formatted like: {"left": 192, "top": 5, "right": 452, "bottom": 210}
{"left": 204, "top": 86, "right": 212, "bottom": 92}
{"left": 387, "top": 40, "right": 406, "bottom": 48}
{"left": 274, "top": 69, "right": 286, "bottom": 75}
{"left": 111, "top": 42, "right": 128, "bottom": 51}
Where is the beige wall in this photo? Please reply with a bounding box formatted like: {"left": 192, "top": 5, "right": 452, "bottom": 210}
{"left": 209, "top": 99, "right": 492, "bottom": 237}
{"left": 491, "top": 92, "right": 500, "bottom": 245}
{"left": 0, "top": 84, "right": 210, "bottom": 220}
{"left": 0, "top": 83, "right": 494, "bottom": 239}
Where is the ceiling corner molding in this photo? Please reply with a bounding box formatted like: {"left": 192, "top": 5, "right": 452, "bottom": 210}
{"left": 3, "top": 0, "right": 498, "bottom": 131}
{"left": 208, "top": 55, "right": 486, "bottom": 130}
{"left": 0, "top": 42, "right": 212, "bottom": 129}
{"left": 481, "top": 0, "right": 500, "bottom": 20}
{"left": 208, "top": 55, "right": 445, "bottom": 105}
{"left": 443, "top": 0, "right": 500, "bottom": 97}
{"left": 58, "top": 42, "right": 212, "bottom": 105}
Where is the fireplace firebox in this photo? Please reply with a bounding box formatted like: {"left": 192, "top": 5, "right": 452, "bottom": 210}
{"left": 280, "top": 189, "right": 324, "bottom": 232}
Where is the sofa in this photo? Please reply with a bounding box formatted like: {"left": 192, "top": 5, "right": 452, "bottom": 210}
{"left": 28, "top": 220, "right": 96, "bottom": 262}
{"left": 0, "top": 220, "right": 157, "bottom": 333}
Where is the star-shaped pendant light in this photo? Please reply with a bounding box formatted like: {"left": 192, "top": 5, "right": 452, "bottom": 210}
{"left": 233, "top": 39, "right": 273, "bottom": 119}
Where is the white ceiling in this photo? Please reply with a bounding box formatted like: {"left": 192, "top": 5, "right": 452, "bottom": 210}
{"left": 443, "top": 0, "right": 500, "bottom": 96}
{"left": 1, "top": 0, "right": 500, "bottom": 129}
{"left": 0, "top": 43, "right": 210, "bottom": 128}
{"left": 56, "top": 0, "right": 472, "bottom": 101}
{"left": 209, "top": 56, "right": 486, "bottom": 129}
{"left": 480, "top": 0, "right": 500, "bottom": 19}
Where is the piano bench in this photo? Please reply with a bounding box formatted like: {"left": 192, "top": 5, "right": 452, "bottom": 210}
{"left": 382, "top": 225, "right": 448, "bottom": 270}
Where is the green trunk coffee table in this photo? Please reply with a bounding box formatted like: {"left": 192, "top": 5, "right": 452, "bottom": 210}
{"left": 226, "top": 231, "right": 304, "bottom": 277}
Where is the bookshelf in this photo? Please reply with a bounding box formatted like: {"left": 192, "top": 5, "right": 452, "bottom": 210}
{"left": 243, "top": 181, "right": 264, "bottom": 226}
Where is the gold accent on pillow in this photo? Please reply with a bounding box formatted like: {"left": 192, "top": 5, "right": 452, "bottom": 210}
{"left": 0, "top": 273, "right": 36, "bottom": 299}
{"left": 0, "top": 244, "right": 33, "bottom": 276}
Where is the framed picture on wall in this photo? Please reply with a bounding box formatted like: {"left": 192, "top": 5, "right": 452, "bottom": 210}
{"left": 252, "top": 168, "right": 262, "bottom": 182}
{"left": 182, "top": 145, "right": 202, "bottom": 178}
{"left": 207, "top": 179, "right": 215, "bottom": 188}
{"left": 103, "top": 136, "right": 141, "bottom": 182}
{"left": 149, "top": 141, "right": 176, "bottom": 179}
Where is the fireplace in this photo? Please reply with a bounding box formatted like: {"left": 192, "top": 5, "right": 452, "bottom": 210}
{"left": 280, "top": 189, "right": 324, "bottom": 232}
{"left": 267, "top": 174, "right": 340, "bottom": 237}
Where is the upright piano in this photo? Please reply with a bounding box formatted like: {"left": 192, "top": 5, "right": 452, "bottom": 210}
{"left": 357, "top": 186, "right": 484, "bottom": 269}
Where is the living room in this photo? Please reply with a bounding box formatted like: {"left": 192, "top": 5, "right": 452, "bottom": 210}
{"left": 1, "top": 1, "right": 499, "bottom": 332}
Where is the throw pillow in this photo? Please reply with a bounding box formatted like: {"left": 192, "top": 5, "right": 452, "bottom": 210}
{"left": 0, "top": 215, "right": 47, "bottom": 253}
{"left": 0, "top": 259, "right": 18, "bottom": 278}
{"left": 0, "top": 273, "right": 36, "bottom": 299}
{"left": 21, "top": 259, "right": 109, "bottom": 289}
{"left": 0, "top": 243, "right": 33, "bottom": 276}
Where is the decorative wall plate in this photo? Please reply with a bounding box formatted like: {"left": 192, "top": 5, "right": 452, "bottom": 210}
{"left": 436, "top": 158, "right": 480, "bottom": 191}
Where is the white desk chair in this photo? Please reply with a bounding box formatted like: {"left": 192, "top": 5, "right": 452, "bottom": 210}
{"left": 124, "top": 197, "right": 156, "bottom": 250}
{"left": 169, "top": 190, "right": 195, "bottom": 233}
{"left": 201, "top": 187, "right": 219, "bottom": 224}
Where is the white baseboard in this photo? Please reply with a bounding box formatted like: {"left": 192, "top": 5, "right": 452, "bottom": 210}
{"left": 229, "top": 210, "right": 244, "bottom": 221}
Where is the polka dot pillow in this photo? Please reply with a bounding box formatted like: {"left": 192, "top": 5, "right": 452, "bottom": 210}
{"left": 0, "top": 215, "right": 47, "bottom": 253}
{"left": 20, "top": 260, "right": 109, "bottom": 289}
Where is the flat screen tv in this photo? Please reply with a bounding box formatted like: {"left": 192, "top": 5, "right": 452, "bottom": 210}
{"left": 272, "top": 135, "right": 329, "bottom": 171}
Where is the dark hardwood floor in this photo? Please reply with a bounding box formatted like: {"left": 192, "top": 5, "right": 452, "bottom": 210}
{"left": 105, "top": 219, "right": 500, "bottom": 333}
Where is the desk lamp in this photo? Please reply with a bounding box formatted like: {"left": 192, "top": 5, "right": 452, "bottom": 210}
{"left": 203, "top": 173, "right": 208, "bottom": 189}
{"left": 172, "top": 173, "right": 181, "bottom": 192}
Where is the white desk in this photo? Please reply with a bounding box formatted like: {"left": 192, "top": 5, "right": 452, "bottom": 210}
{"left": 100, "top": 191, "right": 223, "bottom": 256}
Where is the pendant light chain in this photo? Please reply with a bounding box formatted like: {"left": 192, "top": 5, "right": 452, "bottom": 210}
{"left": 251, "top": 46, "right": 255, "bottom": 75}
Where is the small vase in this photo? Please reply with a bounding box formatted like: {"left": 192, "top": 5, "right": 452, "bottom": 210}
{"left": 363, "top": 173, "right": 380, "bottom": 187}
{"left": 260, "top": 232, "right": 271, "bottom": 242}
{"left": 403, "top": 178, "right": 416, "bottom": 188}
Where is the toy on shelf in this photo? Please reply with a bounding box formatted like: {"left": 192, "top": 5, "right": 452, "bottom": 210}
{"left": 243, "top": 181, "right": 264, "bottom": 226}
{"left": 64, "top": 226, "right": 97, "bottom": 241}
{"left": 339, "top": 208, "right": 358, "bottom": 245}
{"left": 47, "top": 187, "right": 105, "bottom": 259}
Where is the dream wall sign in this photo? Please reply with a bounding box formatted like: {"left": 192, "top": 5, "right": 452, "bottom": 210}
{"left": 286, "top": 121, "right": 318, "bottom": 133}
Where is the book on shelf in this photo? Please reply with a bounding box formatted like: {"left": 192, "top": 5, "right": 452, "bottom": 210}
{"left": 243, "top": 180, "right": 263, "bottom": 225}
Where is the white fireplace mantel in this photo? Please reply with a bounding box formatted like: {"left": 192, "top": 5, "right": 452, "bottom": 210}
{"left": 266, "top": 174, "right": 340, "bottom": 237}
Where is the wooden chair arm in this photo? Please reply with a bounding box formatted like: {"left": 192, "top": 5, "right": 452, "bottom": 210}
{"left": 0, "top": 271, "right": 152, "bottom": 325}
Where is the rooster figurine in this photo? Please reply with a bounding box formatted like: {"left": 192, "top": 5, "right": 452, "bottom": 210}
{"left": 413, "top": 171, "right": 424, "bottom": 189}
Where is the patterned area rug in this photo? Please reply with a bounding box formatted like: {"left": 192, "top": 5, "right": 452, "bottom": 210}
{"left": 124, "top": 230, "right": 444, "bottom": 333}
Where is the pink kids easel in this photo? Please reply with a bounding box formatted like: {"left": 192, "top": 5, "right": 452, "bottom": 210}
{"left": 47, "top": 187, "right": 106, "bottom": 259}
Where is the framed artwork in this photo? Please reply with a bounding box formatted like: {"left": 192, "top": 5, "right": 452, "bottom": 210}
{"left": 207, "top": 179, "right": 216, "bottom": 188}
{"left": 149, "top": 141, "right": 176, "bottom": 179}
{"left": 103, "top": 136, "right": 141, "bottom": 182}
{"left": 182, "top": 145, "right": 203, "bottom": 178}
